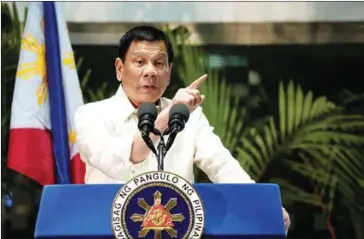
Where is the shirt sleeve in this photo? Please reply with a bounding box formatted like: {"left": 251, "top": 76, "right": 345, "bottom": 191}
{"left": 193, "top": 108, "right": 255, "bottom": 183}
{"left": 74, "top": 104, "right": 134, "bottom": 180}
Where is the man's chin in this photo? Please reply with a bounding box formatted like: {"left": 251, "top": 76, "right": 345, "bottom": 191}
{"left": 138, "top": 91, "right": 163, "bottom": 101}
{"left": 138, "top": 95, "right": 161, "bottom": 104}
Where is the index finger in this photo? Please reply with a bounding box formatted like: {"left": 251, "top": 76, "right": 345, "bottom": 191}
{"left": 187, "top": 74, "right": 208, "bottom": 89}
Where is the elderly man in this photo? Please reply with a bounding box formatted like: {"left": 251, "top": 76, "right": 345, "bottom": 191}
{"left": 74, "top": 25, "right": 290, "bottom": 232}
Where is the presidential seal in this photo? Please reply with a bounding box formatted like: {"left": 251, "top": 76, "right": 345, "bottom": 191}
{"left": 111, "top": 171, "right": 205, "bottom": 239}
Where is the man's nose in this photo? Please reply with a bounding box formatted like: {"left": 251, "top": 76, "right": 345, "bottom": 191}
{"left": 143, "top": 62, "right": 157, "bottom": 77}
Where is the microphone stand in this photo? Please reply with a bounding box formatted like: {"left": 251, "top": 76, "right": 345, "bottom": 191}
{"left": 150, "top": 128, "right": 178, "bottom": 171}
{"left": 141, "top": 131, "right": 158, "bottom": 156}
{"left": 165, "top": 128, "right": 179, "bottom": 152}
{"left": 142, "top": 128, "right": 181, "bottom": 171}
{"left": 157, "top": 136, "right": 166, "bottom": 171}
{"left": 148, "top": 129, "right": 166, "bottom": 171}
{"left": 150, "top": 129, "right": 164, "bottom": 171}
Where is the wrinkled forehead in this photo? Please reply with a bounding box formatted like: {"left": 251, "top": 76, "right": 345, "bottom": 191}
{"left": 127, "top": 40, "right": 168, "bottom": 59}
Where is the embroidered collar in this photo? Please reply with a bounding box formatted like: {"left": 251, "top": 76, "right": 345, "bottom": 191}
{"left": 113, "top": 85, "right": 166, "bottom": 121}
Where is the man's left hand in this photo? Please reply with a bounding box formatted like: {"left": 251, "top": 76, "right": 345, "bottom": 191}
{"left": 282, "top": 207, "right": 290, "bottom": 234}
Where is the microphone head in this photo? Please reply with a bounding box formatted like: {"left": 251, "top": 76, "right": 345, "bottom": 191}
{"left": 137, "top": 102, "right": 158, "bottom": 133}
{"left": 137, "top": 102, "right": 158, "bottom": 121}
{"left": 169, "top": 103, "right": 190, "bottom": 122}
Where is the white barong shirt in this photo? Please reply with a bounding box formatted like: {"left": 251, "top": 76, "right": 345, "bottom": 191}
{"left": 75, "top": 86, "right": 255, "bottom": 184}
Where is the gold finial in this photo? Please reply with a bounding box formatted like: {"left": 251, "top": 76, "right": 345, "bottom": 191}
{"left": 154, "top": 191, "right": 162, "bottom": 203}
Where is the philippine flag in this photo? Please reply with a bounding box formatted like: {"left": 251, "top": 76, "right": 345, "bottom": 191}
{"left": 7, "top": 2, "right": 85, "bottom": 185}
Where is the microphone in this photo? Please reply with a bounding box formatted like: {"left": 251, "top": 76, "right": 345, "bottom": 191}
{"left": 168, "top": 103, "right": 190, "bottom": 133}
{"left": 165, "top": 104, "right": 190, "bottom": 151}
{"left": 137, "top": 102, "right": 158, "bottom": 156}
{"left": 137, "top": 102, "right": 158, "bottom": 134}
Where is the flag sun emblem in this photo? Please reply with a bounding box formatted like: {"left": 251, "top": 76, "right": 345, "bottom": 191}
{"left": 16, "top": 18, "right": 76, "bottom": 106}
{"left": 112, "top": 171, "right": 205, "bottom": 239}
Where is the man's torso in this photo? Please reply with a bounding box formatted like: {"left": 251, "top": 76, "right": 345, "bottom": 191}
{"left": 79, "top": 91, "right": 203, "bottom": 184}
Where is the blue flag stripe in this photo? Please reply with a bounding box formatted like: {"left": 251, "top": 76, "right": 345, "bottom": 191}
{"left": 43, "top": 1, "right": 71, "bottom": 184}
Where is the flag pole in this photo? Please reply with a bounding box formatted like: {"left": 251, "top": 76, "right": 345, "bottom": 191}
{"left": 43, "top": 1, "right": 71, "bottom": 184}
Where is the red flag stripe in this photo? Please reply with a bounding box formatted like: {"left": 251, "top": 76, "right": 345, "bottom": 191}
{"left": 71, "top": 153, "right": 85, "bottom": 184}
{"left": 7, "top": 128, "right": 85, "bottom": 185}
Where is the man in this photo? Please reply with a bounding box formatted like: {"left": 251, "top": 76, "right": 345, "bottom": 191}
{"left": 74, "top": 25, "right": 290, "bottom": 232}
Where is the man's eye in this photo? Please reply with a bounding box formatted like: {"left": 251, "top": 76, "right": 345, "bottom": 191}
{"left": 136, "top": 60, "right": 143, "bottom": 65}
{"left": 156, "top": 61, "right": 165, "bottom": 66}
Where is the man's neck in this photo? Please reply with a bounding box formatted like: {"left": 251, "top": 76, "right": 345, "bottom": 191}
{"left": 120, "top": 84, "right": 160, "bottom": 109}
{"left": 129, "top": 98, "right": 161, "bottom": 109}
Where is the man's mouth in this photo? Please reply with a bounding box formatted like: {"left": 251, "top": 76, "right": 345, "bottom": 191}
{"left": 141, "top": 85, "right": 157, "bottom": 91}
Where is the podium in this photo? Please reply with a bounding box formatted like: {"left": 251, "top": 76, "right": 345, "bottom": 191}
{"left": 35, "top": 183, "right": 286, "bottom": 239}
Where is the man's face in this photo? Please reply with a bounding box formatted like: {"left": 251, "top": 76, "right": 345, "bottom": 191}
{"left": 115, "top": 40, "right": 172, "bottom": 107}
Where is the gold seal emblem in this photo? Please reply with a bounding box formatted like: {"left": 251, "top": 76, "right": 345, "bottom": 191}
{"left": 111, "top": 171, "right": 205, "bottom": 239}
{"left": 131, "top": 191, "right": 185, "bottom": 238}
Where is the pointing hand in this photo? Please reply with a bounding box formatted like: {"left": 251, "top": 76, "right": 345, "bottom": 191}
{"left": 172, "top": 74, "right": 207, "bottom": 112}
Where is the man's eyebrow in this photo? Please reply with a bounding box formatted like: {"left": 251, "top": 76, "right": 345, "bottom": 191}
{"left": 132, "top": 50, "right": 168, "bottom": 57}
{"left": 131, "top": 50, "right": 146, "bottom": 56}
{"left": 156, "top": 52, "right": 168, "bottom": 56}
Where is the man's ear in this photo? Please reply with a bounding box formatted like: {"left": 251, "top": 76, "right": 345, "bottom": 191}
{"left": 166, "top": 62, "right": 173, "bottom": 86}
{"left": 115, "top": 57, "right": 124, "bottom": 82}
{"left": 169, "top": 62, "right": 173, "bottom": 74}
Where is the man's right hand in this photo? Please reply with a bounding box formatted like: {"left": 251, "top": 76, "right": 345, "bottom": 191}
{"left": 172, "top": 74, "right": 207, "bottom": 112}
{"left": 154, "top": 74, "right": 208, "bottom": 132}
